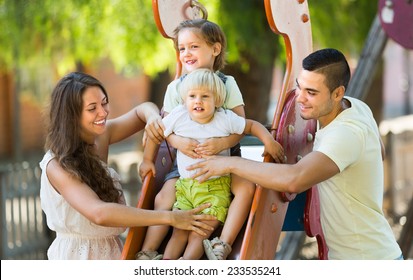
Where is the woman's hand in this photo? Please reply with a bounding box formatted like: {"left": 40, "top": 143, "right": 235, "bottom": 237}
{"left": 170, "top": 203, "right": 217, "bottom": 236}
{"left": 145, "top": 115, "right": 165, "bottom": 145}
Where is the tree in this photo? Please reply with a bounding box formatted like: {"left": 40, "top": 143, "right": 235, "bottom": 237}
{"left": 0, "top": 0, "right": 378, "bottom": 158}
{"left": 0, "top": 0, "right": 378, "bottom": 99}
{"left": 214, "top": 0, "right": 377, "bottom": 122}
{"left": 0, "top": 0, "right": 175, "bottom": 77}
{"left": 217, "top": 0, "right": 280, "bottom": 123}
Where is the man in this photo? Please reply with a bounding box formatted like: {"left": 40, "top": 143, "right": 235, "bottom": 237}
{"left": 188, "top": 48, "right": 403, "bottom": 260}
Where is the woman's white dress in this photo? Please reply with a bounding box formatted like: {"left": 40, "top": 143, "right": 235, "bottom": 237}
{"left": 39, "top": 151, "right": 126, "bottom": 260}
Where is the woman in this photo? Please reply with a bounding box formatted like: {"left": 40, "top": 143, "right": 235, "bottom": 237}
{"left": 40, "top": 72, "right": 215, "bottom": 260}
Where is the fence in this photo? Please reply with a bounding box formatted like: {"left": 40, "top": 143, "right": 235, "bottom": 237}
{"left": 0, "top": 159, "right": 142, "bottom": 260}
{"left": 380, "top": 115, "right": 413, "bottom": 259}
{"left": 0, "top": 161, "right": 51, "bottom": 259}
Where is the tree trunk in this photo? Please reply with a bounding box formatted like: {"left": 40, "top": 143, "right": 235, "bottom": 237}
{"left": 225, "top": 54, "right": 276, "bottom": 125}
{"left": 149, "top": 69, "right": 173, "bottom": 110}
{"left": 0, "top": 71, "right": 13, "bottom": 159}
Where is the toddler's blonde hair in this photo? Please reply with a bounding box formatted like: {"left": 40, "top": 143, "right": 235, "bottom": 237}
{"left": 179, "top": 69, "right": 226, "bottom": 108}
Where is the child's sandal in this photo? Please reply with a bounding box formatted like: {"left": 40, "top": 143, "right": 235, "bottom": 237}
{"left": 203, "top": 237, "right": 232, "bottom": 260}
{"left": 135, "top": 250, "right": 163, "bottom": 260}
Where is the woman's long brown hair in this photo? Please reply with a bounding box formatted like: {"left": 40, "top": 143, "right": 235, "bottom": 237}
{"left": 45, "top": 72, "right": 122, "bottom": 203}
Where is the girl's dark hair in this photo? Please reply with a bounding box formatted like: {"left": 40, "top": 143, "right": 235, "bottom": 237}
{"left": 173, "top": 19, "right": 227, "bottom": 71}
{"left": 302, "top": 48, "right": 351, "bottom": 92}
{"left": 45, "top": 72, "right": 122, "bottom": 203}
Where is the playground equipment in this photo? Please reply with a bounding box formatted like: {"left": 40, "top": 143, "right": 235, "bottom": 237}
{"left": 121, "top": 0, "right": 327, "bottom": 260}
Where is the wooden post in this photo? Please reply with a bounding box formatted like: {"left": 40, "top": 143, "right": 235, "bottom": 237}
{"left": 346, "top": 15, "right": 388, "bottom": 100}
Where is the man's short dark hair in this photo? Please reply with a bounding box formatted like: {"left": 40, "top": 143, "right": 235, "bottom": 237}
{"left": 302, "top": 48, "right": 351, "bottom": 92}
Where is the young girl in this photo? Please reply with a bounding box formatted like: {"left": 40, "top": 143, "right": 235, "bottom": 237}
{"left": 39, "top": 72, "right": 216, "bottom": 260}
{"left": 137, "top": 19, "right": 285, "bottom": 260}
{"left": 140, "top": 69, "right": 283, "bottom": 259}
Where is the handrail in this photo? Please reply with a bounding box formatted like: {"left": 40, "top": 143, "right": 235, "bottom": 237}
{"left": 190, "top": 0, "right": 208, "bottom": 19}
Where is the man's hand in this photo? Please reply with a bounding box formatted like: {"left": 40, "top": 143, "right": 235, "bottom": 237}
{"left": 186, "top": 155, "right": 231, "bottom": 183}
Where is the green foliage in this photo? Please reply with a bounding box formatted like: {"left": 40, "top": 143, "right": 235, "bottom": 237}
{"left": 0, "top": 0, "right": 378, "bottom": 76}
{"left": 0, "top": 0, "right": 175, "bottom": 76}
{"left": 309, "top": 0, "right": 378, "bottom": 54}
{"left": 217, "top": 0, "right": 282, "bottom": 68}
{"left": 105, "top": 0, "right": 175, "bottom": 76}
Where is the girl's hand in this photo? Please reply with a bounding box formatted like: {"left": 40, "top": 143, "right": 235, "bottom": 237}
{"left": 139, "top": 160, "right": 156, "bottom": 180}
{"left": 263, "top": 140, "right": 285, "bottom": 163}
{"left": 168, "top": 134, "right": 201, "bottom": 159}
{"left": 194, "top": 137, "right": 225, "bottom": 156}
